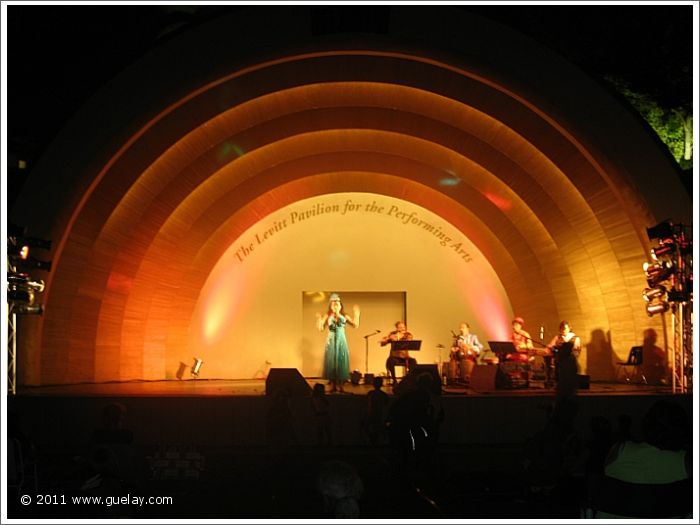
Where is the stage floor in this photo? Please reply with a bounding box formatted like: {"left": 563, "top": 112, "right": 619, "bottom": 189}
{"left": 15, "top": 376, "right": 670, "bottom": 397}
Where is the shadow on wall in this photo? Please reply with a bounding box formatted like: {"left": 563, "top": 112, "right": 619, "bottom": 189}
{"left": 642, "top": 328, "right": 668, "bottom": 385}
{"left": 586, "top": 329, "right": 616, "bottom": 381}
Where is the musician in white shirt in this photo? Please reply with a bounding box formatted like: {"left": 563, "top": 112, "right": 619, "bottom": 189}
{"left": 547, "top": 320, "right": 581, "bottom": 390}
{"left": 450, "top": 322, "right": 484, "bottom": 383}
{"left": 381, "top": 321, "right": 417, "bottom": 385}
{"left": 547, "top": 320, "right": 581, "bottom": 356}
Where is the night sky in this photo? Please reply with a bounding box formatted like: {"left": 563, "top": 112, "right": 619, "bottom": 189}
{"left": 5, "top": 4, "right": 694, "bottom": 186}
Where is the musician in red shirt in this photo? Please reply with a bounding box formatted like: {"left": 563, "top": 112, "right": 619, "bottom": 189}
{"left": 508, "top": 316, "right": 533, "bottom": 362}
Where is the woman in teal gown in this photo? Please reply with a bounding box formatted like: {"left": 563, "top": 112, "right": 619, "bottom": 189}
{"left": 317, "top": 293, "right": 361, "bottom": 393}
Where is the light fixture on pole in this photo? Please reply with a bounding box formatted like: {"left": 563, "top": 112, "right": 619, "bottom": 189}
{"left": 640, "top": 220, "right": 693, "bottom": 393}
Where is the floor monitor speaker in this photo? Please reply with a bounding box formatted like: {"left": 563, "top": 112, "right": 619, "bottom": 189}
{"left": 265, "top": 368, "right": 312, "bottom": 396}
{"left": 470, "top": 364, "right": 498, "bottom": 392}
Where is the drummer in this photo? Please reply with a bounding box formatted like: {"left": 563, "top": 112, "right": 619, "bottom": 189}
{"left": 449, "top": 322, "right": 484, "bottom": 383}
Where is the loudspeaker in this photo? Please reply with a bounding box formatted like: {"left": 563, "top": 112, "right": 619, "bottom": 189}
{"left": 265, "top": 368, "right": 312, "bottom": 396}
{"left": 363, "top": 373, "right": 375, "bottom": 385}
{"left": 577, "top": 374, "right": 590, "bottom": 389}
{"left": 470, "top": 364, "right": 498, "bottom": 392}
{"left": 495, "top": 363, "right": 529, "bottom": 390}
{"left": 350, "top": 370, "right": 362, "bottom": 385}
{"left": 395, "top": 364, "right": 441, "bottom": 396}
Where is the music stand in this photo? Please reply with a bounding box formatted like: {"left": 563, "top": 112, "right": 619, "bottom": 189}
{"left": 391, "top": 340, "right": 422, "bottom": 352}
{"left": 390, "top": 340, "right": 422, "bottom": 371}
{"left": 487, "top": 341, "right": 517, "bottom": 360}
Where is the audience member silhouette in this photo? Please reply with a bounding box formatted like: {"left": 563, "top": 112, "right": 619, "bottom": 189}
{"left": 583, "top": 415, "right": 613, "bottom": 479}
{"left": 266, "top": 388, "right": 298, "bottom": 450}
{"left": 522, "top": 398, "right": 586, "bottom": 500}
{"left": 79, "top": 444, "right": 133, "bottom": 518}
{"left": 611, "top": 413, "right": 634, "bottom": 445}
{"left": 91, "top": 402, "right": 134, "bottom": 445}
{"left": 386, "top": 372, "right": 442, "bottom": 488}
{"left": 588, "top": 399, "right": 692, "bottom": 518}
{"left": 88, "top": 402, "right": 141, "bottom": 486}
{"left": 364, "top": 376, "right": 390, "bottom": 446}
{"left": 316, "top": 460, "right": 364, "bottom": 518}
{"left": 554, "top": 343, "right": 579, "bottom": 403}
{"left": 311, "top": 383, "right": 332, "bottom": 446}
{"left": 641, "top": 328, "right": 668, "bottom": 385}
{"left": 8, "top": 410, "right": 37, "bottom": 463}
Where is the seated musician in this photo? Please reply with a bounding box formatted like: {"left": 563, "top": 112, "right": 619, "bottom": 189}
{"left": 508, "top": 316, "right": 533, "bottom": 362}
{"left": 546, "top": 320, "right": 581, "bottom": 385}
{"left": 381, "top": 321, "right": 417, "bottom": 385}
{"left": 449, "top": 322, "right": 484, "bottom": 383}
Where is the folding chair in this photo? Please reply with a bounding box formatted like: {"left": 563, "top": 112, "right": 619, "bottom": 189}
{"left": 616, "top": 346, "right": 647, "bottom": 384}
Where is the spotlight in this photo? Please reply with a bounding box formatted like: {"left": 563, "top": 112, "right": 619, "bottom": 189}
{"left": 8, "top": 234, "right": 52, "bottom": 272}
{"left": 646, "top": 221, "right": 673, "bottom": 241}
{"left": 8, "top": 289, "right": 35, "bottom": 304}
{"left": 18, "top": 235, "right": 52, "bottom": 251}
{"left": 642, "top": 286, "right": 667, "bottom": 302}
{"left": 15, "top": 256, "right": 52, "bottom": 272}
{"left": 7, "top": 272, "right": 30, "bottom": 285}
{"left": 646, "top": 301, "right": 670, "bottom": 317}
{"left": 191, "top": 358, "right": 204, "bottom": 378}
{"left": 651, "top": 240, "right": 676, "bottom": 261}
{"left": 12, "top": 304, "right": 44, "bottom": 315}
{"left": 643, "top": 261, "right": 674, "bottom": 287}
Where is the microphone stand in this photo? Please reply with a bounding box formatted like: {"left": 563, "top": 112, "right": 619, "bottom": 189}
{"left": 516, "top": 331, "right": 548, "bottom": 349}
{"left": 363, "top": 331, "right": 381, "bottom": 375}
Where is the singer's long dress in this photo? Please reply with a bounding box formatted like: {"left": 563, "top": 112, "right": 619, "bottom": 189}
{"left": 323, "top": 314, "right": 350, "bottom": 383}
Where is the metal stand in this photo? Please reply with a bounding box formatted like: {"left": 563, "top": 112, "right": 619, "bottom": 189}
{"left": 363, "top": 330, "right": 381, "bottom": 375}
{"left": 8, "top": 310, "right": 17, "bottom": 396}
{"left": 671, "top": 302, "right": 693, "bottom": 393}
{"left": 643, "top": 221, "right": 692, "bottom": 394}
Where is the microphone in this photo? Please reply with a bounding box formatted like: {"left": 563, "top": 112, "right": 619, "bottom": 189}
{"left": 376, "top": 329, "right": 381, "bottom": 333}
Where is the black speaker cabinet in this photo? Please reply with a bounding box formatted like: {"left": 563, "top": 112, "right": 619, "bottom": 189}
{"left": 470, "top": 364, "right": 498, "bottom": 392}
{"left": 265, "top": 368, "right": 312, "bottom": 396}
{"left": 577, "top": 374, "right": 591, "bottom": 389}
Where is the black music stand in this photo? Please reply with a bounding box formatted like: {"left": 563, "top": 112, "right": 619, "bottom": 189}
{"left": 390, "top": 340, "right": 422, "bottom": 371}
{"left": 487, "top": 341, "right": 517, "bottom": 360}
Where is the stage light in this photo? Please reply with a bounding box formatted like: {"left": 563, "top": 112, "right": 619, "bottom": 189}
{"left": 191, "top": 358, "right": 204, "bottom": 378}
{"left": 16, "top": 256, "right": 52, "bottom": 272}
{"left": 646, "top": 301, "right": 670, "bottom": 317}
{"left": 646, "top": 221, "right": 673, "bottom": 241}
{"left": 643, "top": 261, "right": 674, "bottom": 287}
{"left": 8, "top": 289, "right": 35, "bottom": 304}
{"left": 8, "top": 234, "right": 52, "bottom": 272}
{"left": 642, "top": 286, "right": 666, "bottom": 302}
{"left": 7, "top": 272, "right": 30, "bottom": 285}
{"left": 12, "top": 304, "right": 44, "bottom": 315}
{"left": 651, "top": 240, "right": 676, "bottom": 261}
{"left": 18, "top": 236, "right": 52, "bottom": 251}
